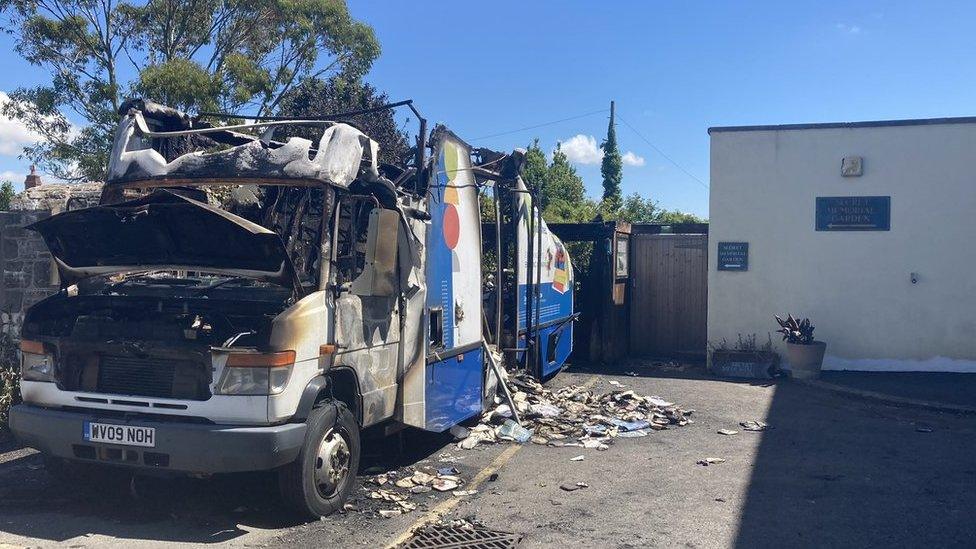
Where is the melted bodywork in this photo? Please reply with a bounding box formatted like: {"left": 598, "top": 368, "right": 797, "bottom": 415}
{"left": 107, "top": 100, "right": 380, "bottom": 188}
{"left": 23, "top": 99, "right": 571, "bottom": 436}
{"left": 27, "top": 189, "right": 301, "bottom": 290}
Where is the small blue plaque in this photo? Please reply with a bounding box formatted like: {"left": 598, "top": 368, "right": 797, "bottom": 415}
{"left": 718, "top": 242, "right": 748, "bottom": 271}
{"left": 816, "top": 196, "right": 890, "bottom": 231}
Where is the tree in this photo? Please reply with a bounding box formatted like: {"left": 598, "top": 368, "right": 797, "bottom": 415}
{"left": 655, "top": 209, "right": 706, "bottom": 224}
{"left": 600, "top": 101, "right": 623, "bottom": 215}
{"left": 616, "top": 192, "right": 705, "bottom": 224}
{"left": 0, "top": 0, "right": 380, "bottom": 181}
{"left": 276, "top": 76, "right": 408, "bottom": 165}
{"left": 0, "top": 181, "right": 14, "bottom": 210}
{"left": 543, "top": 145, "right": 596, "bottom": 223}
{"left": 521, "top": 139, "right": 548, "bottom": 194}
{"left": 616, "top": 192, "right": 658, "bottom": 222}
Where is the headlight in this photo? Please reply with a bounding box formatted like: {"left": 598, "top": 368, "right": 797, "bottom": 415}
{"left": 20, "top": 339, "right": 55, "bottom": 382}
{"left": 216, "top": 350, "right": 294, "bottom": 395}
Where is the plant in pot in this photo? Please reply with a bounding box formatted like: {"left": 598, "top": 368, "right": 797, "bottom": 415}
{"left": 774, "top": 314, "right": 827, "bottom": 379}
{"left": 709, "top": 333, "right": 780, "bottom": 379}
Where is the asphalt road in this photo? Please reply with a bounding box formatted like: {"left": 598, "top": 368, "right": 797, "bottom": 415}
{"left": 1, "top": 362, "right": 975, "bottom": 548}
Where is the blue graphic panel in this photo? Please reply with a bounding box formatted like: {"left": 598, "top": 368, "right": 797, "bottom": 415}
{"left": 518, "top": 283, "right": 573, "bottom": 330}
{"left": 424, "top": 348, "right": 484, "bottom": 432}
{"left": 538, "top": 322, "right": 573, "bottom": 378}
{"left": 517, "top": 282, "right": 574, "bottom": 377}
{"left": 426, "top": 150, "right": 455, "bottom": 349}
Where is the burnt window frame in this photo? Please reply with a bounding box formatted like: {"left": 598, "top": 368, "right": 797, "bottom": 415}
{"left": 330, "top": 192, "right": 381, "bottom": 288}
{"left": 614, "top": 232, "right": 629, "bottom": 279}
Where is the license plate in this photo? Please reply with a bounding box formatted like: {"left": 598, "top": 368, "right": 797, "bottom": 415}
{"left": 83, "top": 422, "right": 156, "bottom": 448}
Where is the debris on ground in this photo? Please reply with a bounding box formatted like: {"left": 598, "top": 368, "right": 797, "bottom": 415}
{"left": 497, "top": 419, "right": 533, "bottom": 443}
{"left": 740, "top": 420, "right": 770, "bottom": 432}
{"left": 697, "top": 457, "right": 726, "bottom": 466}
{"left": 455, "top": 373, "right": 693, "bottom": 452}
{"left": 717, "top": 429, "right": 739, "bottom": 436}
{"left": 569, "top": 455, "right": 585, "bottom": 462}
{"left": 559, "top": 482, "right": 588, "bottom": 491}
{"left": 349, "top": 465, "right": 474, "bottom": 518}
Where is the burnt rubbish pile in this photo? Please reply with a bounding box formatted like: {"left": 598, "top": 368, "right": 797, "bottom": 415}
{"left": 352, "top": 465, "right": 476, "bottom": 518}
{"left": 455, "top": 373, "right": 694, "bottom": 450}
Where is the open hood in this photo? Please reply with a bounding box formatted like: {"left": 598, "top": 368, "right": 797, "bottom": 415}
{"left": 27, "top": 189, "right": 301, "bottom": 291}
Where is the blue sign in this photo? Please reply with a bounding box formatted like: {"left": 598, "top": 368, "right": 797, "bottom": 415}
{"left": 816, "top": 196, "right": 890, "bottom": 231}
{"left": 717, "top": 242, "right": 748, "bottom": 271}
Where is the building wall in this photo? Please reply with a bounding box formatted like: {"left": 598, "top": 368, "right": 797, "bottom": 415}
{"left": 708, "top": 121, "right": 976, "bottom": 372}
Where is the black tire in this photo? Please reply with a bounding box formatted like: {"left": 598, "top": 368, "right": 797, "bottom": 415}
{"left": 278, "top": 400, "right": 360, "bottom": 519}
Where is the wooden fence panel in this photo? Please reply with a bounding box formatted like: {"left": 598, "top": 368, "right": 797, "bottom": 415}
{"left": 629, "top": 234, "right": 708, "bottom": 357}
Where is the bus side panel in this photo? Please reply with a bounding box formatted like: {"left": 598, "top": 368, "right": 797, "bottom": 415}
{"left": 420, "top": 131, "right": 484, "bottom": 431}
{"left": 538, "top": 322, "right": 573, "bottom": 379}
{"left": 424, "top": 347, "right": 484, "bottom": 432}
{"left": 512, "top": 173, "right": 575, "bottom": 378}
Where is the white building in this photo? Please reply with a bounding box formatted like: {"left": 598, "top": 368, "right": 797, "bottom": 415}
{"left": 708, "top": 117, "right": 976, "bottom": 372}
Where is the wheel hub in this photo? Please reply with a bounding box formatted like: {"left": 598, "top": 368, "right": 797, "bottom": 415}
{"left": 314, "top": 428, "right": 350, "bottom": 497}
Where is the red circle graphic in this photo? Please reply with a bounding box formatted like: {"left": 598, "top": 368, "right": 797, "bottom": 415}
{"left": 443, "top": 204, "right": 460, "bottom": 249}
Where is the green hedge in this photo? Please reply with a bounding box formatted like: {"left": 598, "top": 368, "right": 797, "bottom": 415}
{"left": 0, "top": 332, "right": 19, "bottom": 431}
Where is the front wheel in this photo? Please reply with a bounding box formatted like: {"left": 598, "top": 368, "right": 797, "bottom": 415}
{"left": 279, "top": 400, "right": 360, "bottom": 518}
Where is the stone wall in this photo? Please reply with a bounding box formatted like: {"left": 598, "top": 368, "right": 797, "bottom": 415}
{"left": 1, "top": 182, "right": 104, "bottom": 340}
{"left": 10, "top": 182, "right": 102, "bottom": 214}
{"left": 0, "top": 210, "right": 57, "bottom": 339}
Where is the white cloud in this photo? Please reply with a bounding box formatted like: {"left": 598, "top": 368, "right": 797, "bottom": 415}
{"left": 557, "top": 133, "right": 646, "bottom": 169}
{"left": 622, "top": 151, "right": 645, "bottom": 167}
{"left": 558, "top": 134, "right": 604, "bottom": 165}
{"left": 0, "top": 92, "right": 46, "bottom": 157}
{"left": 835, "top": 23, "right": 861, "bottom": 34}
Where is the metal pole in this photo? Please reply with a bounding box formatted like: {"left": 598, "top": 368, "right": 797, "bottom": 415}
{"left": 493, "top": 182, "right": 504, "bottom": 346}
{"left": 415, "top": 117, "right": 427, "bottom": 195}
{"left": 199, "top": 99, "right": 415, "bottom": 121}
{"left": 483, "top": 339, "right": 521, "bottom": 425}
{"left": 523, "top": 184, "right": 535, "bottom": 373}
{"left": 534, "top": 189, "right": 544, "bottom": 376}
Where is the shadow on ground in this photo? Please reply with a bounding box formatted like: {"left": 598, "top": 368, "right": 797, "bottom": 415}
{"left": 0, "top": 427, "right": 452, "bottom": 544}
{"left": 569, "top": 356, "right": 778, "bottom": 388}
{"left": 570, "top": 357, "right": 976, "bottom": 547}
{"left": 731, "top": 380, "right": 976, "bottom": 547}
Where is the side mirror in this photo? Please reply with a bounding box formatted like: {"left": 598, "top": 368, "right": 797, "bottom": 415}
{"left": 351, "top": 208, "right": 400, "bottom": 297}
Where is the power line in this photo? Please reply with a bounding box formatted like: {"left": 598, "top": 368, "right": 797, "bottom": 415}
{"left": 616, "top": 113, "right": 709, "bottom": 191}
{"left": 470, "top": 108, "right": 609, "bottom": 141}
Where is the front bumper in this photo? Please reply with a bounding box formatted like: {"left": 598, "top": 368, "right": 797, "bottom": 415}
{"left": 9, "top": 404, "right": 307, "bottom": 474}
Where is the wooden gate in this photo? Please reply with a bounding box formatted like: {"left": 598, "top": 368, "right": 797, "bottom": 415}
{"left": 629, "top": 233, "right": 708, "bottom": 357}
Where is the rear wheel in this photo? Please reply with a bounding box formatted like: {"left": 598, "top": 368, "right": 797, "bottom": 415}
{"left": 279, "top": 400, "right": 359, "bottom": 518}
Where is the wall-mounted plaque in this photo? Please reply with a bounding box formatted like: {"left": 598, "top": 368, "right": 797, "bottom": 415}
{"left": 816, "top": 196, "right": 890, "bottom": 231}
{"left": 718, "top": 242, "right": 748, "bottom": 271}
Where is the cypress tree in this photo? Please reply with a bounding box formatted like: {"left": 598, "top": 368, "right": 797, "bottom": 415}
{"left": 600, "top": 100, "right": 623, "bottom": 215}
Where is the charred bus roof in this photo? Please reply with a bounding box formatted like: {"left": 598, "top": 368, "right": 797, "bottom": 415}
{"left": 104, "top": 99, "right": 385, "bottom": 194}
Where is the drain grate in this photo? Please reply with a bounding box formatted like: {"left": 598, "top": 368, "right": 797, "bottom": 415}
{"left": 398, "top": 525, "right": 523, "bottom": 549}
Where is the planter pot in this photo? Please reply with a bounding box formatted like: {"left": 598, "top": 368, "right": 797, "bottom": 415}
{"left": 710, "top": 350, "right": 779, "bottom": 379}
{"left": 786, "top": 341, "right": 827, "bottom": 380}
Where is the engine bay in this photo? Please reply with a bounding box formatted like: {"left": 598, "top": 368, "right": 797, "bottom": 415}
{"left": 23, "top": 277, "right": 291, "bottom": 400}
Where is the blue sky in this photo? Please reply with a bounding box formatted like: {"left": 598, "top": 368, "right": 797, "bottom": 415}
{"left": 3, "top": 1, "right": 976, "bottom": 216}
